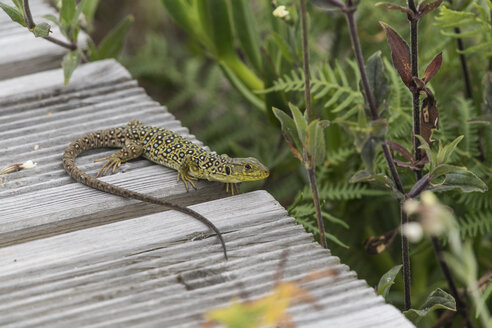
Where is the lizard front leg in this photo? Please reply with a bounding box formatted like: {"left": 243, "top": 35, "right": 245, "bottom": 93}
{"left": 96, "top": 141, "right": 144, "bottom": 177}
{"left": 177, "top": 155, "right": 200, "bottom": 191}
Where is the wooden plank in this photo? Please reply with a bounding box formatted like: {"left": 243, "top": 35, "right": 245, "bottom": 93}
{"left": 0, "top": 191, "right": 413, "bottom": 328}
{"left": 0, "top": 59, "right": 227, "bottom": 247}
{"left": 0, "top": 58, "right": 413, "bottom": 327}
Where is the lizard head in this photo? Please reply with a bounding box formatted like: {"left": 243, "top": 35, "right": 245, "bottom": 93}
{"left": 209, "top": 156, "right": 269, "bottom": 183}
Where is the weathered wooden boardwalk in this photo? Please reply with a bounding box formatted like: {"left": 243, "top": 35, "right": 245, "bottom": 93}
{"left": 0, "top": 3, "right": 414, "bottom": 325}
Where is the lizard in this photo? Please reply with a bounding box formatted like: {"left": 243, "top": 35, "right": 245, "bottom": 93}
{"left": 62, "top": 120, "right": 270, "bottom": 261}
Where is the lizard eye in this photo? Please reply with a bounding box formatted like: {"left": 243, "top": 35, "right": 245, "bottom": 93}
{"left": 245, "top": 164, "right": 251, "bottom": 170}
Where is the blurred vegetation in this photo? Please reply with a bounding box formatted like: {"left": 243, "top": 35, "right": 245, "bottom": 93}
{"left": 89, "top": 0, "right": 491, "bottom": 325}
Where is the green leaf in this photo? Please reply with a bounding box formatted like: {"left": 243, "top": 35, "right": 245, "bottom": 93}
{"left": 350, "top": 171, "right": 399, "bottom": 196}
{"left": 0, "top": 3, "right": 26, "bottom": 27}
{"left": 161, "top": 0, "right": 201, "bottom": 41}
{"left": 70, "top": 0, "right": 88, "bottom": 32}
{"left": 272, "top": 107, "right": 302, "bottom": 155}
{"left": 220, "top": 63, "right": 264, "bottom": 111}
{"left": 430, "top": 164, "right": 466, "bottom": 179}
{"left": 361, "top": 137, "right": 377, "bottom": 173}
{"left": 11, "top": 0, "right": 24, "bottom": 11}
{"left": 60, "top": 0, "right": 76, "bottom": 25}
{"left": 416, "top": 135, "right": 437, "bottom": 169}
{"left": 289, "top": 103, "right": 308, "bottom": 146}
{"left": 62, "top": 50, "right": 81, "bottom": 86}
{"left": 437, "top": 135, "right": 463, "bottom": 165}
{"left": 306, "top": 119, "right": 327, "bottom": 166}
{"left": 82, "top": 0, "right": 99, "bottom": 28}
{"left": 86, "top": 38, "right": 98, "bottom": 59}
{"left": 404, "top": 288, "right": 456, "bottom": 324}
{"left": 43, "top": 14, "right": 60, "bottom": 26}
{"left": 32, "top": 22, "right": 51, "bottom": 38}
{"left": 377, "top": 265, "right": 402, "bottom": 298}
{"left": 430, "top": 170, "right": 488, "bottom": 193}
{"left": 230, "top": 0, "right": 261, "bottom": 72}
{"left": 91, "top": 15, "right": 133, "bottom": 60}
{"left": 365, "top": 51, "right": 389, "bottom": 111}
{"left": 476, "top": 279, "right": 492, "bottom": 318}
{"left": 203, "top": 0, "right": 234, "bottom": 58}
{"left": 271, "top": 32, "right": 293, "bottom": 63}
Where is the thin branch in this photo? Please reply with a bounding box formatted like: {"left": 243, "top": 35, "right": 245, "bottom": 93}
{"left": 454, "top": 28, "right": 473, "bottom": 99}
{"left": 300, "top": 0, "right": 327, "bottom": 249}
{"left": 345, "top": 9, "right": 378, "bottom": 120}
{"left": 408, "top": 6, "right": 422, "bottom": 180}
{"left": 300, "top": 0, "right": 312, "bottom": 122}
{"left": 44, "top": 35, "right": 77, "bottom": 50}
{"left": 401, "top": 205, "right": 411, "bottom": 309}
{"left": 23, "top": 0, "right": 77, "bottom": 51}
{"left": 23, "top": 0, "right": 34, "bottom": 29}
{"left": 344, "top": 0, "right": 410, "bottom": 309}
{"left": 308, "top": 167, "right": 327, "bottom": 248}
{"left": 452, "top": 26, "right": 486, "bottom": 162}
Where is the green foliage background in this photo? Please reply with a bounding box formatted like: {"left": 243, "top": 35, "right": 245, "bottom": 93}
{"left": 93, "top": 0, "right": 491, "bottom": 324}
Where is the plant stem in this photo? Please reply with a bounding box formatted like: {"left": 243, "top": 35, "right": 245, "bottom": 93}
{"left": 345, "top": 8, "right": 404, "bottom": 192}
{"left": 307, "top": 167, "right": 327, "bottom": 248}
{"left": 345, "top": 9, "right": 378, "bottom": 120}
{"left": 23, "top": 0, "right": 77, "bottom": 51}
{"left": 343, "top": 1, "right": 410, "bottom": 308}
{"left": 408, "top": 0, "right": 422, "bottom": 180}
{"left": 300, "top": 0, "right": 327, "bottom": 249}
{"left": 22, "top": 0, "right": 34, "bottom": 29}
{"left": 300, "top": 0, "right": 312, "bottom": 122}
{"left": 453, "top": 27, "right": 486, "bottom": 162}
{"left": 431, "top": 237, "right": 474, "bottom": 328}
{"left": 401, "top": 205, "right": 411, "bottom": 309}
{"left": 454, "top": 28, "right": 473, "bottom": 99}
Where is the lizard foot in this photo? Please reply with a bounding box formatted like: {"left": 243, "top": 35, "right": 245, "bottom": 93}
{"left": 95, "top": 156, "right": 122, "bottom": 177}
{"left": 177, "top": 171, "right": 197, "bottom": 192}
{"left": 226, "top": 183, "right": 239, "bottom": 195}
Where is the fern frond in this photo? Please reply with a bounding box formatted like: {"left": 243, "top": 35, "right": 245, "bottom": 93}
{"left": 296, "top": 214, "right": 349, "bottom": 248}
{"left": 318, "top": 183, "right": 388, "bottom": 200}
{"left": 326, "top": 147, "right": 355, "bottom": 166}
{"left": 262, "top": 60, "right": 364, "bottom": 117}
{"left": 458, "top": 210, "right": 492, "bottom": 238}
{"left": 435, "top": 3, "right": 492, "bottom": 57}
{"left": 456, "top": 97, "right": 480, "bottom": 158}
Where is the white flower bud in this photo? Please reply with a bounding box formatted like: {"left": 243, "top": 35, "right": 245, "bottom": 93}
{"left": 273, "top": 5, "right": 290, "bottom": 19}
{"left": 401, "top": 222, "right": 423, "bottom": 243}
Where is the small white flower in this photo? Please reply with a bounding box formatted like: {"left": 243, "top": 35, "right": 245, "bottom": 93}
{"left": 403, "top": 199, "right": 419, "bottom": 215}
{"left": 421, "top": 190, "right": 437, "bottom": 205}
{"left": 21, "top": 160, "right": 37, "bottom": 169}
{"left": 401, "top": 222, "right": 423, "bottom": 243}
{"left": 273, "top": 5, "right": 290, "bottom": 19}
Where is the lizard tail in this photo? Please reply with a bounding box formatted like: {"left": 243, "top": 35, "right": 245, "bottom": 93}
{"left": 62, "top": 132, "right": 228, "bottom": 260}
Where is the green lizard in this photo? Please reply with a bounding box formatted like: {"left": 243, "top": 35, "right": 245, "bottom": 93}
{"left": 62, "top": 120, "right": 270, "bottom": 260}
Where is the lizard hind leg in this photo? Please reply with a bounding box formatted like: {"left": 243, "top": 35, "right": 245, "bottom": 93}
{"left": 95, "top": 141, "right": 144, "bottom": 177}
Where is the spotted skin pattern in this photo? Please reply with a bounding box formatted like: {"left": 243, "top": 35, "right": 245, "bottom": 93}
{"left": 62, "top": 120, "right": 270, "bottom": 260}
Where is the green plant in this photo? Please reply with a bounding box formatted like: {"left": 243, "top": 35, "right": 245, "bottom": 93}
{"left": 0, "top": 0, "right": 132, "bottom": 84}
